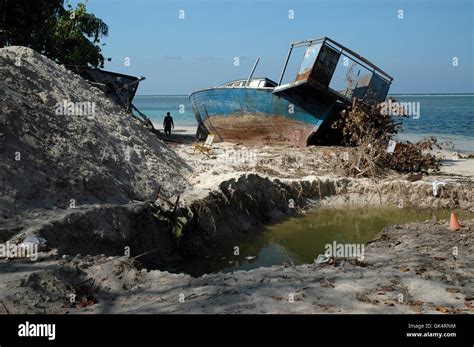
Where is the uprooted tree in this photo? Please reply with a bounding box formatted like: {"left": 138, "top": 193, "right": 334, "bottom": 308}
{"left": 332, "top": 98, "right": 441, "bottom": 177}
{"left": 0, "top": 0, "right": 110, "bottom": 68}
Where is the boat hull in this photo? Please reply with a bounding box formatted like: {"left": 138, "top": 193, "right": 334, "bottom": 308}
{"left": 190, "top": 87, "right": 337, "bottom": 147}
{"left": 203, "top": 113, "right": 316, "bottom": 147}
{"left": 68, "top": 66, "right": 142, "bottom": 110}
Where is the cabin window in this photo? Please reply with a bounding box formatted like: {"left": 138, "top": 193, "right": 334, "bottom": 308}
{"left": 249, "top": 80, "right": 261, "bottom": 87}
{"left": 329, "top": 53, "right": 372, "bottom": 99}
{"left": 298, "top": 44, "right": 322, "bottom": 76}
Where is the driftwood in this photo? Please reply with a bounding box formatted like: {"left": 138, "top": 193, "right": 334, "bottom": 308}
{"left": 332, "top": 98, "right": 441, "bottom": 177}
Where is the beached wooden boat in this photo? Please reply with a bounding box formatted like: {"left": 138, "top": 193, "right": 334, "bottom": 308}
{"left": 68, "top": 65, "right": 145, "bottom": 111}
{"left": 190, "top": 37, "right": 393, "bottom": 146}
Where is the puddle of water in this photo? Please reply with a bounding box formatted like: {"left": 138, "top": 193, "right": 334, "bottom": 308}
{"left": 163, "top": 208, "right": 472, "bottom": 277}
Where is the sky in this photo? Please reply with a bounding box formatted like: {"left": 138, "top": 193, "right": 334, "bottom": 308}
{"left": 69, "top": 0, "right": 474, "bottom": 95}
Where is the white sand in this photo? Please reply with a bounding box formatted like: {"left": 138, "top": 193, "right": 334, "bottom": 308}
{"left": 2, "top": 219, "right": 472, "bottom": 314}
{"left": 151, "top": 122, "right": 197, "bottom": 136}
{"left": 0, "top": 46, "right": 191, "bottom": 216}
{"left": 1, "top": 46, "right": 473, "bottom": 315}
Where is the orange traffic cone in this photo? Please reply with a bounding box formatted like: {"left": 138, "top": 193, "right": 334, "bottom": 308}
{"left": 449, "top": 212, "right": 462, "bottom": 231}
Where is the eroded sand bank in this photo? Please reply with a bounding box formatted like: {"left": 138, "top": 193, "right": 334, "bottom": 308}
{"left": 1, "top": 47, "right": 473, "bottom": 314}
{"left": 2, "top": 141, "right": 473, "bottom": 314}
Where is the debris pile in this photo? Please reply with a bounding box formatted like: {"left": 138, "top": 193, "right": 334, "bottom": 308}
{"left": 332, "top": 98, "right": 441, "bottom": 177}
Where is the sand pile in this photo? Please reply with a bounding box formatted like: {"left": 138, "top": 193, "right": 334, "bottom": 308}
{"left": 0, "top": 46, "right": 191, "bottom": 217}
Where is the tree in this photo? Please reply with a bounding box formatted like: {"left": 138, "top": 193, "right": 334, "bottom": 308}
{"left": 0, "top": 0, "right": 110, "bottom": 68}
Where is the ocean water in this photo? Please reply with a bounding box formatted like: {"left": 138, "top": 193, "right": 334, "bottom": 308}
{"left": 133, "top": 94, "right": 474, "bottom": 151}
{"left": 393, "top": 94, "right": 474, "bottom": 152}
{"left": 133, "top": 95, "right": 196, "bottom": 126}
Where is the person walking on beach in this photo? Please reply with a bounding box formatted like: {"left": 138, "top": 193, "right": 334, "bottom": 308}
{"left": 163, "top": 112, "right": 174, "bottom": 137}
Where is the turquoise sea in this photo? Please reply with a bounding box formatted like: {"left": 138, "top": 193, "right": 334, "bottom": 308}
{"left": 134, "top": 95, "right": 196, "bottom": 126}
{"left": 133, "top": 94, "right": 474, "bottom": 151}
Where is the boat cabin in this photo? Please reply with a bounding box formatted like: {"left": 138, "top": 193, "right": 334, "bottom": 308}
{"left": 274, "top": 37, "right": 393, "bottom": 104}
{"left": 220, "top": 78, "right": 277, "bottom": 89}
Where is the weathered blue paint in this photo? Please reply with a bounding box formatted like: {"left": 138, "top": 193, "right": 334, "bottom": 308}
{"left": 189, "top": 37, "right": 392, "bottom": 146}
{"left": 190, "top": 86, "right": 337, "bottom": 146}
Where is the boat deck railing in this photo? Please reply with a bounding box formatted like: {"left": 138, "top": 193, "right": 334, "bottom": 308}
{"left": 287, "top": 37, "right": 393, "bottom": 83}
{"left": 277, "top": 36, "right": 393, "bottom": 103}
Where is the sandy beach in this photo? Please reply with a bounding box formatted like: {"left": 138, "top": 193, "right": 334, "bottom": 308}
{"left": 151, "top": 122, "right": 197, "bottom": 140}
{"left": 3, "top": 1, "right": 474, "bottom": 345}
{"left": 2, "top": 138, "right": 473, "bottom": 314}
{"left": 1, "top": 46, "right": 473, "bottom": 315}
